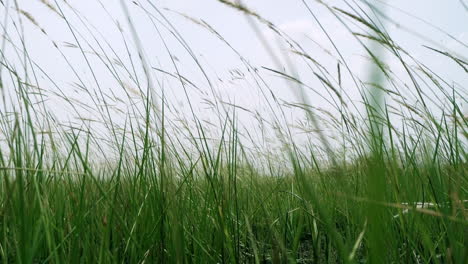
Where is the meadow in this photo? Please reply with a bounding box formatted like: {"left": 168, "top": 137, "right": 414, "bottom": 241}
{"left": 0, "top": 0, "right": 466, "bottom": 263}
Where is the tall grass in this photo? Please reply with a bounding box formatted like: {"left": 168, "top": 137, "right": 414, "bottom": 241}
{"left": 0, "top": 0, "right": 466, "bottom": 263}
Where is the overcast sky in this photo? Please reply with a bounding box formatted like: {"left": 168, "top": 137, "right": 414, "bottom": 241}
{"left": 1, "top": 0, "right": 467, "bottom": 151}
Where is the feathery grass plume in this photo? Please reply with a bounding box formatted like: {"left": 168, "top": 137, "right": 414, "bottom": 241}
{"left": 38, "top": 0, "right": 61, "bottom": 17}
{"left": 17, "top": 8, "right": 47, "bottom": 34}
{"left": 17, "top": 9, "right": 39, "bottom": 27}
{"left": 217, "top": 0, "right": 273, "bottom": 27}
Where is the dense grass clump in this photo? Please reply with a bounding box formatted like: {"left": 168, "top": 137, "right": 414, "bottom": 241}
{"left": 0, "top": 0, "right": 466, "bottom": 263}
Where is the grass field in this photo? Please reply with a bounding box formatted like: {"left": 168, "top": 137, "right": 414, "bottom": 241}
{"left": 0, "top": 0, "right": 467, "bottom": 263}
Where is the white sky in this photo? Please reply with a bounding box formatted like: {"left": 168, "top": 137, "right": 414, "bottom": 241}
{"left": 1, "top": 0, "right": 467, "bottom": 158}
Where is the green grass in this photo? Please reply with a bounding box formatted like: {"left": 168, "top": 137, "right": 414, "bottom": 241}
{"left": 0, "top": 0, "right": 467, "bottom": 263}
